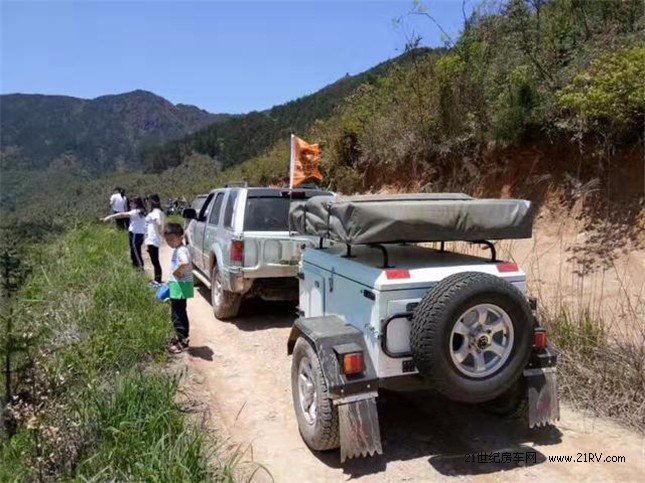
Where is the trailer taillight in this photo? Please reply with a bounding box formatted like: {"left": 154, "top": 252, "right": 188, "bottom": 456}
{"left": 534, "top": 329, "right": 548, "bottom": 350}
{"left": 231, "top": 240, "right": 244, "bottom": 264}
{"left": 343, "top": 352, "right": 364, "bottom": 375}
{"left": 496, "top": 263, "right": 519, "bottom": 272}
{"left": 385, "top": 269, "right": 410, "bottom": 280}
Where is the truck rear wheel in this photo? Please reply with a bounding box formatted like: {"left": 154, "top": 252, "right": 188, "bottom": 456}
{"left": 410, "top": 272, "right": 533, "bottom": 404}
{"left": 291, "top": 337, "right": 340, "bottom": 451}
{"left": 211, "top": 266, "right": 242, "bottom": 320}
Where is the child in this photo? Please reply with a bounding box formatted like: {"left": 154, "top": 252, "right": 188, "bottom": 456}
{"left": 163, "top": 223, "right": 194, "bottom": 353}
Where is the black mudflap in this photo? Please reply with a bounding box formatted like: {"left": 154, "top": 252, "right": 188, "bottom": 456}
{"left": 525, "top": 367, "right": 560, "bottom": 427}
{"left": 338, "top": 396, "right": 383, "bottom": 463}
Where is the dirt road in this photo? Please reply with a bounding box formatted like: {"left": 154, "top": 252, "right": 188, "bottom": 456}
{"left": 156, "top": 245, "right": 645, "bottom": 483}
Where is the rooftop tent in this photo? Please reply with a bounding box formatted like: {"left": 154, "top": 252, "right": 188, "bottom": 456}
{"left": 289, "top": 193, "right": 536, "bottom": 245}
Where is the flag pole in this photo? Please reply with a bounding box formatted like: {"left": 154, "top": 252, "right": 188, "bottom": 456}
{"left": 287, "top": 133, "right": 295, "bottom": 236}
{"left": 289, "top": 133, "right": 295, "bottom": 189}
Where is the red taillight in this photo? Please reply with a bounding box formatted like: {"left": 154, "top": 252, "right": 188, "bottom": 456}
{"left": 534, "top": 330, "right": 548, "bottom": 350}
{"left": 496, "top": 263, "right": 519, "bottom": 273}
{"left": 343, "top": 352, "right": 364, "bottom": 375}
{"left": 231, "top": 240, "right": 244, "bottom": 264}
{"left": 385, "top": 269, "right": 410, "bottom": 280}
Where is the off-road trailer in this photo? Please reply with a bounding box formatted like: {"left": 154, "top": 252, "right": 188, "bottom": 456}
{"left": 286, "top": 194, "right": 559, "bottom": 462}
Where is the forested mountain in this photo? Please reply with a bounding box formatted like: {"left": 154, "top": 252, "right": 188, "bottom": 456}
{"left": 0, "top": 90, "right": 228, "bottom": 172}
{"left": 144, "top": 48, "right": 434, "bottom": 172}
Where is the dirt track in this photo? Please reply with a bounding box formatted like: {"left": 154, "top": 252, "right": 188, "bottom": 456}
{"left": 156, "top": 245, "right": 645, "bottom": 483}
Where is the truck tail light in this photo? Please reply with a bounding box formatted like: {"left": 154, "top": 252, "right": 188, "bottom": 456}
{"left": 231, "top": 240, "right": 244, "bottom": 265}
{"left": 534, "top": 329, "right": 547, "bottom": 351}
{"left": 343, "top": 352, "right": 364, "bottom": 375}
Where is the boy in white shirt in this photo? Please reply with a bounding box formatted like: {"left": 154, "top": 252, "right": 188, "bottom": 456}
{"left": 163, "top": 223, "right": 194, "bottom": 354}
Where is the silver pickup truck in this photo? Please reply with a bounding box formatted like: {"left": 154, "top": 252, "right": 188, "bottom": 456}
{"left": 183, "top": 186, "right": 332, "bottom": 319}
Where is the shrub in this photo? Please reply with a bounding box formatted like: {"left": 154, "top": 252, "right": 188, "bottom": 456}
{"left": 557, "top": 47, "right": 645, "bottom": 137}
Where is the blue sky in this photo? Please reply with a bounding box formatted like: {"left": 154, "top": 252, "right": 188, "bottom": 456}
{"left": 1, "top": 1, "right": 472, "bottom": 113}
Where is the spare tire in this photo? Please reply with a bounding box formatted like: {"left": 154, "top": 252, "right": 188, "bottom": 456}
{"left": 410, "top": 272, "right": 533, "bottom": 404}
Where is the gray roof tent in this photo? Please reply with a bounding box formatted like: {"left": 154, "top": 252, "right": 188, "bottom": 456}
{"left": 289, "top": 193, "right": 536, "bottom": 245}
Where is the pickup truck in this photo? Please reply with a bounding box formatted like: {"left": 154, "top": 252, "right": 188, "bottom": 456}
{"left": 183, "top": 186, "right": 332, "bottom": 319}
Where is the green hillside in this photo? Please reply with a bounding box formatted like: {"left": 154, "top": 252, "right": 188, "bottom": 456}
{"left": 0, "top": 90, "right": 228, "bottom": 172}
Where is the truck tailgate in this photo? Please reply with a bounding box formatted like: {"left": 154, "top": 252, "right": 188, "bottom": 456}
{"left": 242, "top": 231, "right": 312, "bottom": 276}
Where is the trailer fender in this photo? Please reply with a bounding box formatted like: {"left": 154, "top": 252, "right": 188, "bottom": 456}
{"left": 288, "top": 315, "right": 378, "bottom": 397}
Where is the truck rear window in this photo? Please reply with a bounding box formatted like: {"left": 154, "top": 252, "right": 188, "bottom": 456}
{"left": 243, "top": 197, "right": 293, "bottom": 231}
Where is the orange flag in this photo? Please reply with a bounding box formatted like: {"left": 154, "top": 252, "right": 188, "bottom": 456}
{"left": 290, "top": 135, "right": 323, "bottom": 188}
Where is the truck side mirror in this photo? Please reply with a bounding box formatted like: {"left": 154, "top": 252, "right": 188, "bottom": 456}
{"left": 182, "top": 208, "right": 197, "bottom": 219}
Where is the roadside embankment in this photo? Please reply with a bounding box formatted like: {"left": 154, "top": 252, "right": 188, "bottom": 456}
{"left": 0, "top": 226, "right": 218, "bottom": 481}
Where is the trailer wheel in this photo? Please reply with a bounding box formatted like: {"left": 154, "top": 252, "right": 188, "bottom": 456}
{"left": 211, "top": 266, "right": 241, "bottom": 320}
{"left": 480, "top": 378, "right": 528, "bottom": 420}
{"left": 410, "top": 272, "right": 533, "bottom": 404}
{"left": 291, "top": 337, "right": 340, "bottom": 451}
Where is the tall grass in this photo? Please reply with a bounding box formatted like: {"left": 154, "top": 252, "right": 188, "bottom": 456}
{"left": 501, "top": 213, "right": 645, "bottom": 432}
{"left": 537, "top": 280, "right": 645, "bottom": 432}
{"left": 0, "top": 226, "right": 223, "bottom": 481}
{"left": 77, "top": 373, "right": 210, "bottom": 482}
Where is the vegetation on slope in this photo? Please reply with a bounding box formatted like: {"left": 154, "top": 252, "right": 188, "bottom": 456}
{"left": 209, "top": 0, "right": 644, "bottom": 194}
{"left": 0, "top": 227, "right": 222, "bottom": 481}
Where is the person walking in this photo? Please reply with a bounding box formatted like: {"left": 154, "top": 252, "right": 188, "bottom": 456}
{"left": 163, "top": 223, "right": 194, "bottom": 354}
{"left": 102, "top": 196, "right": 147, "bottom": 270}
{"left": 145, "top": 194, "right": 165, "bottom": 285}
{"left": 109, "top": 187, "right": 128, "bottom": 230}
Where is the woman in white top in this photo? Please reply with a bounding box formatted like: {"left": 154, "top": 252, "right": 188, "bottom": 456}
{"left": 145, "top": 194, "right": 165, "bottom": 284}
{"left": 102, "top": 196, "right": 147, "bottom": 270}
